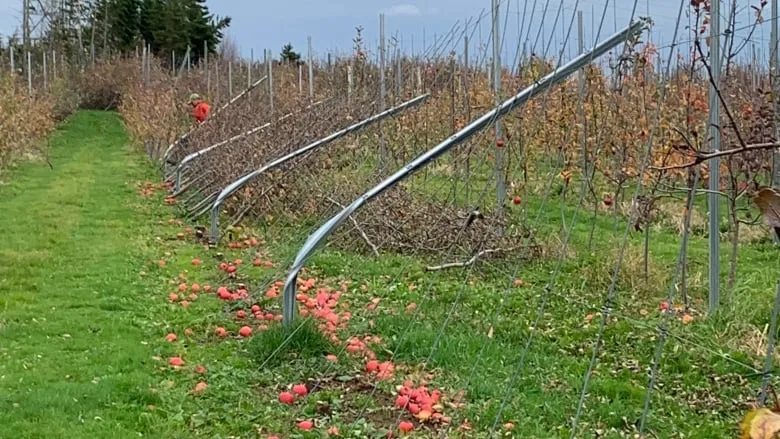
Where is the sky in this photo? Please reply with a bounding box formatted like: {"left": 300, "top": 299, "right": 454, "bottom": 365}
{"left": 207, "top": 0, "right": 775, "bottom": 68}
{"left": 0, "top": 0, "right": 775, "bottom": 66}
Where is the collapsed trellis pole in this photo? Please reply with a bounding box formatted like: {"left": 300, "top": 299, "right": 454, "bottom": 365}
{"left": 208, "top": 93, "right": 431, "bottom": 244}
{"left": 162, "top": 75, "right": 269, "bottom": 172}
{"left": 173, "top": 123, "right": 272, "bottom": 192}
{"left": 172, "top": 98, "right": 331, "bottom": 192}
{"left": 280, "top": 17, "right": 652, "bottom": 325}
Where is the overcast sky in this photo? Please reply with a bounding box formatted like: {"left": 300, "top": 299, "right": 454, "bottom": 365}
{"left": 0, "top": 0, "right": 774, "bottom": 65}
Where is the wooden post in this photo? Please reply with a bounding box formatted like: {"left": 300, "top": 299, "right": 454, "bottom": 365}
{"left": 43, "top": 52, "right": 47, "bottom": 90}
{"left": 205, "top": 40, "right": 210, "bottom": 96}
{"left": 228, "top": 60, "right": 233, "bottom": 97}
{"left": 268, "top": 49, "right": 274, "bottom": 112}
{"left": 27, "top": 51, "right": 32, "bottom": 96}
{"left": 308, "top": 36, "right": 314, "bottom": 100}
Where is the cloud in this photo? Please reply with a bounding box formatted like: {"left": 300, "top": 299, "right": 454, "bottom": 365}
{"left": 382, "top": 4, "right": 422, "bottom": 16}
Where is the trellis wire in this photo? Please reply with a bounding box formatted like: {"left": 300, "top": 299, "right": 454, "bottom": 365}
{"left": 487, "top": 0, "right": 616, "bottom": 430}
{"left": 638, "top": 167, "right": 700, "bottom": 434}
{"left": 569, "top": 0, "right": 686, "bottom": 435}
{"left": 759, "top": 280, "right": 780, "bottom": 405}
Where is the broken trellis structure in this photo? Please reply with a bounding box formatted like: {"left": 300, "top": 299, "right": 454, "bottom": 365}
{"left": 169, "top": 91, "right": 377, "bottom": 223}
{"left": 279, "top": 17, "right": 653, "bottom": 324}
{"left": 207, "top": 93, "right": 430, "bottom": 243}
{"left": 171, "top": 98, "right": 331, "bottom": 193}
{"left": 162, "top": 75, "right": 268, "bottom": 173}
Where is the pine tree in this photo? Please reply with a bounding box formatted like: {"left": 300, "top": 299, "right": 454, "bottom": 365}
{"left": 138, "top": 0, "right": 228, "bottom": 64}
{"left": 184, "top": 0, "right": 229, "bottom": 64}
{"left": 280, "top": 43, "right": 301, "bottom": 64}
{"left": 109, "top": 0, "right": 141, "bottom": 52}
{"left": 39, "top": 0, "right": 230, "bottom": 63}
{"left": 157, "top": 0, "right": 189, "bottom": 59}
{"left": 138, "top": 0, "right": 162, "bottom": 49}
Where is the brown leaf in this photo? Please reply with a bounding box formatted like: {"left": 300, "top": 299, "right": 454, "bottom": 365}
{"left": 740, "top": 408, "right": 780, "bottom": 438}
{"left": 753, "top": 187, "right": 780, "bottom": 228}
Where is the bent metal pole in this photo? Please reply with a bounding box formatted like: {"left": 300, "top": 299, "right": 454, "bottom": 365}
{"left": 280, "top": 17, "right": 653, "bottom": 325}
{"left": 173, "top": 99, "right": 332, "bottom": 192}
{"left": 162, "top": 75, "right": 268, "bottom": 171}
{"left": 208, "top": 93, "right": 431, "bottom": 244}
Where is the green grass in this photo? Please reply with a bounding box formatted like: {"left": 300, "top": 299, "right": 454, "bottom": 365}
{"left": 1, "top": 111, "right": 779, "bottom": 438}
{"left": 0, "top": 111, "right": 177, "bottom": 438}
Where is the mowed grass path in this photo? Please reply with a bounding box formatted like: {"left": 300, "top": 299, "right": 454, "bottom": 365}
{"left": 0, "top": 111, "right": 165, "bottom": 438}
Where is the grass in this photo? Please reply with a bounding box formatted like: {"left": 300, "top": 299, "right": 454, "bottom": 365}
{"left": 0, "top": 111, "right": 180, "bottom": 437}
{"left": 1, "top": 110, "right": 779, "bottom": 438}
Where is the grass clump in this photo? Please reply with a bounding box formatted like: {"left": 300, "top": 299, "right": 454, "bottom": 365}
{"left": 248, "top": 318, "right": 336, "bottom": 368}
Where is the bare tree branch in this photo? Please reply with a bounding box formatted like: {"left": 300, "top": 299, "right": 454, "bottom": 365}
{"left": 425, "top": 246, "right": 527, "bottom": 271}
{"left": 651, "top": 142, "right": 780, "bottom": 171}
{"left": 325, "top": 196, "right": 380, "bottom": 257}
{"left": 694, "top": 39, "right": 750, "bottom": 149}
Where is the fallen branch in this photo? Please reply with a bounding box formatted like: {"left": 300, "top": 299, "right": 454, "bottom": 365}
{"left": 325, "top": 196, "right": 380, "bottom": 257}
{"left": 230, "top": 204, "right": 253, "bottom": 229}
{"left": 425, "top": 246, "right": 522, "bottom": 272}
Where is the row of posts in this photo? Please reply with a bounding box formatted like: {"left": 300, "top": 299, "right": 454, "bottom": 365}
{"left": 2, "top": 20, "right": 428, "bottom": 106}
{"left": 139, "top": 41, "right": 319, "bottom": 111}
{"left": 5, "top": 47, "right": 59, "bottom": 97}
{"left": 131, "top": 27, "right": 423, "bottom": 119}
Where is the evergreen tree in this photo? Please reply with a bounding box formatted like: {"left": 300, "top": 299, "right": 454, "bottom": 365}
{"left": 109, "top": 0, "right": 141, "bottom": 52}
{"left": 39, "top": 0, "right": 230, "bottom": 64}
{"left": 280, "top": 43, "right": 301, "bottom": 64}
{"left": 190, "top": 0, "right": 229, "bottom": 63}
{"left": 138, "top": 0, "right": 163, "bottom": 49}
{"left": 154, "top": 0, "right": 189, "bottom": 59}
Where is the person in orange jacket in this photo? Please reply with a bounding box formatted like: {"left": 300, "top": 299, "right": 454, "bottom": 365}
{"left": 189, "top": 93, "right": 211, "bottom": 125}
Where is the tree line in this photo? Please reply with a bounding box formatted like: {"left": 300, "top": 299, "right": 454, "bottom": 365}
{"left": 0, "top": 0, "right": 311, "bottom": 69}
{"left": 2, "top": 0, "right": 230, "bottom": 66}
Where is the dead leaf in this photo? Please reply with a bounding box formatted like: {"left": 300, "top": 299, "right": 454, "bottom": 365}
{"left": 753, "top": 187, "right": 780, "bottom": 239}
{"left": 740, "top": 408, "right": 780, "bottom": 438}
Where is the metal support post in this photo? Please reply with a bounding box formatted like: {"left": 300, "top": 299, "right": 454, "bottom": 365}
{"left": 492, "top": 0, "right": 506, "bottom": 229}
{"left": 708, "top": 0, "right": 722, "bottom": 314}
